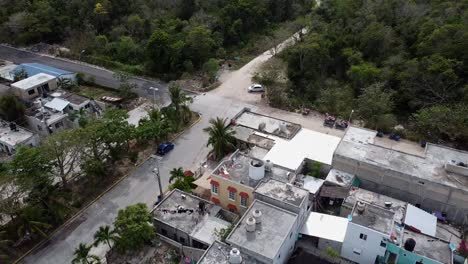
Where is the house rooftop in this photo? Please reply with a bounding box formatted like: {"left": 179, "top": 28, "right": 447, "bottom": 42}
{"left": 325, "top": 169, "right": 355, "bottom": 187}
{"left": 402, "top": 230, "right": 453, "bottom": 264}
{"left": 226, "top": 200, "right": 298, "bottom": 261}
{"left": 198, "top": 241, "right": 258, "bottom": 264}
{"left": 343, "top": 187, "right": 407, "bottom": 224}
{"left": 213, "top": 151, "right": 295, "bottom": 188}
{"left": 350, "top": 202, "right": 403, "bottom": 241}
{"left": 301, "top": 212, "right": 349, "bottom": 242}
{"left": 231, "top": 125, "right": 276, "bottom": 150}
{"left": 254, "top": 178, "right": 309, "bottom": 207}
{"left": 335, "top": 127, "right": 468, "bottom": 190}
{"left": 263, "top": 128, "right": 341, "bottom": 170}
{"left": 51, "top": 91, "right": 90, "bottom": 105}
{"left": 153, "top": 189, "right": 237, "bottom": 245}
{"left": 11, "top": 73, "right": 55, "bottom": 90}
{"left": 233, "top": 110, "right": 301, "bottom": 139}
{"left": 15, "top": 63, "right": 73, "bottom": 78}
{"left": 300, "top": 176, "right": 324, "bottom": 195}
{"left": 0, "top": 121, "right": 35, "bottom": 147}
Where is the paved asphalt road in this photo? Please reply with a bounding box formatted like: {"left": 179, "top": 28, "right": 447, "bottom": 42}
{"left": 0, "top": 45, "right": 170, "bottom": 103}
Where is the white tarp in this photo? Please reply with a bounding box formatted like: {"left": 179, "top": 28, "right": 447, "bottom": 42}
{"left": 404, "top": 204, "right": 437, "bottom": 236}
{"left": 45, "top": 98, "right": 69, "bottom": 112}
{"left": 263, "top": 129, "right": 341, "bottom": 171}
{"left": 301, "top": 212, "right": 349, "bottom": 242}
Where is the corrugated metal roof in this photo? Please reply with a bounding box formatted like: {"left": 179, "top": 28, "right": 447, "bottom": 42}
{"left": 404, "top": 204, "right": 437, "bottom": 236}
{"left": 14, "top": 63, "right": 74, "bottom": 77}
{"left": 45, "top": 98, "right": 69, "bottom": 112}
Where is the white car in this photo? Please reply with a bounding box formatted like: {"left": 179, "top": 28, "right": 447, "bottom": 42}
{"left": 248, "top": 84, "right": 264, "bottom": 93}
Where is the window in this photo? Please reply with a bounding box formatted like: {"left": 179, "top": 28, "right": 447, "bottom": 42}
{"left": 179, "top": 237, "right": 185, "bottom": 244}
{"left": 85, "top": 104, "right": 90, "bottom": 109}
{"left": 37, "top": 125, "right": 43, "bottom": 131}
{"left": 359, "top": 233, "right": 367, "bottom": 240}
{"left": 353, "top": 248, "right": 362, "bottom": 255}
{"left": 240, "top": 196, "right": 247, "bottom": 207}
{"left": 380, "top": 241, "right": 387, "bottom": 248}
{"left": 55, "top": 122, "right": 62, "bottom": 128}
{"left": 28, "top": 89, "right": 35, "bottom": 95}
{"left": 211, "top": 184, "right": 218, "bottom": 194}
{"left": 289, "top": 232, "right": 292, "bottom": 239}
{"left": 278, "top": 254, "right": 281, "bottom": 259}
{"left": 229, "top": 190, "right": 236, "bottom": 201}
{"left": 161, "top": 228, "right": 167, "bottom": 236}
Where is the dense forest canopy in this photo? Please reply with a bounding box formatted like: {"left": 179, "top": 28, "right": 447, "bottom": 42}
{"left": 282, "top": 0, "right": 468, "bottom": 146}
{"left": 0, "top": 0, "right": 312, "bottom": 78}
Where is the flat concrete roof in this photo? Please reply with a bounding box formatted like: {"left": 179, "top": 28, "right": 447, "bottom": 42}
{"left": 255, "top": 178, "right": 309, "bottom": 207}
{"left": 300, "top": 212, "right": 349, "bottom": 242}
{"left": 153, "top": 190, "right": 236, "bottom": 245}
{"left": 198, "top": 241, "right": 258, "bottom": 264}
{"left": 226, "top": 200, "right": 298, "bottom": 260}
{"left": 11, "top": 73, "right": 55, "bottom": 90}
{"left": 45, "top": 98, "right": 69, "bottom": 112}
{"left": 264, "top": 128, "right": 341, "bottom": 170}
{"left": 232, "top": 126, "right": 276, "bottom": 150}
{"left": 52, "top": 91, "right": 90, "bottom": 105}
{"left": 350, "top": 202, "right": 396, "bottom": 236}
{"left": 0, "top": 121, "right": 34, "bottom": 147}
{"left": 301, "top": 176, "right": 324, "bottom": 195}
{"left": 234, "top": 111, "right": 301, "bottom": 139}
{"left": 325, "top": 169, "right": 355, "bottom": 187}
{"left": 402, "top": 230, "right": 453, "bottom": 264}
{"left": 335, "top": 127, "right": 468, "bottom": 190}
{"left": 213, "top": 151, "right": 294, "bottom": 188}
{"left": 343, "top": 187, "right": 407, "bottom": 224}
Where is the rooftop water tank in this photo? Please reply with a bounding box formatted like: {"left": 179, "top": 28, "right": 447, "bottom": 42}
{"left": 253, "top": 209, "right": 262, "bottom": 224}
{"left": 229, "top": 248, "right": 242, "bottom": 264}
{"left": 246, "top": 217, "right": 256, "bottom": 232}
{"left": 249, "top": 160, "right": 265, "bottom": 181}
{"left": 265, "top": 159, "right": 273, "bottom": 172}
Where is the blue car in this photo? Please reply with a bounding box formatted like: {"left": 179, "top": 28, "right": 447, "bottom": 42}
{"left": 157, "top": 142, "right": 174, "bottom": 155}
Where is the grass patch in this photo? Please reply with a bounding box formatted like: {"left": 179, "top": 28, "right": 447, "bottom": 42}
{"left": 74, "top": 85, "right": 121, "bottom": 100}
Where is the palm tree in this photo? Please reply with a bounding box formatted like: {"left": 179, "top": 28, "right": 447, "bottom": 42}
{"left": 169, "top": 167, "right": 185, "bottom": 183}
{"left": 16, "top": 206, "right": 52, "bottom": 240}
{"left": 168, "top": 84, "right": 192, "bottom": 122}
{"left": 93, "top": 225, "right": 118, "bottom": 250}
{"left": 72, "top": 243, "right": 101, "bottom": 264}
{"left": 203, "top": 117, "right": 237, "bottom": 160}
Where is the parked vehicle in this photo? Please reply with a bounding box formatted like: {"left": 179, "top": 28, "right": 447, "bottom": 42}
{"left": 302, "top": 107, "right": 311, "bottom": 115}
{"left": 247, "top": 84, "right": 265, "bottom": 93}
{"left": 376, "top": 131, "right": 384, "bottom": 137}
{"left": 157, "top": 142, "right": 174, "bottom": 155}
{"left": 335, "top": 119, "right": 348, "bottom": 130}
{"left": 324, "top": 113, "right": 336, "bottom": 128}
{"left": 389, "top": 133, "right": 401, "bottom": 141}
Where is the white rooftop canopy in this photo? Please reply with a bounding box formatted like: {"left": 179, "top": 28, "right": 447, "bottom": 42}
{"left": 263, "top": 129, "right": 341, "bottom": 171}
{"left": 404, "top": 204, "right": 437, "bottom": 237}
{"left": 11, "top": 73, "right": 55, "bottom": 90}
{"left": 301, "top": 212, "right": 349, "bottom": 242}
{"left": 45, "top": 98, "right": 69, "bottom": 112}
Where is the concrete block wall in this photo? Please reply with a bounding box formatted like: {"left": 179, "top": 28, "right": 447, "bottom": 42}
{"left": 333, "top": 154, "right": 468, "bottom": 224}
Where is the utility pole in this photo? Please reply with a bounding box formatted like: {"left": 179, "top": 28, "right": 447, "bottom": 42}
{"left": 348, "top": 109, "right": 355, "bottom": 124}
{"left": 152, "top": 155, "right": 163, "bottom": 201}
{"left": 149, "top": 87, "right": 158, "bottom": 109}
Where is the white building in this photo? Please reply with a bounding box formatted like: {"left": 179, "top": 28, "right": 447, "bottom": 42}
{"left": 0, "top": 121, "right": 39, "bottom": 155}
{"left": 300, "top": 212, "right": 349, "bottom": 252}
{"left": 226, "top": 200, "right": 299, "bottom": 264}
{"left": 25, "top": 98, "right": 69, "bottom": 137}
{"left": 11, "top": 73, "right": 57, "bottom": 101}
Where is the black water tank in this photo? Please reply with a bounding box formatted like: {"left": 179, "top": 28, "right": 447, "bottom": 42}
{"left": 404, "top": 238, "right": 416, "bottom": 252}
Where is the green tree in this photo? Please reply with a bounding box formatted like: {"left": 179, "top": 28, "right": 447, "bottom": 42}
{"left": 72, "top": 243, "right": 101, "bottom": 264}
{"left": 203, "top": 117, "right": 237, "bottom": 160}
{"left": 315, "top": 80, "right": 355, "bottom": 118}
{"left": 113, "top": 203, "right": 155, "bottom": 253}
{"left": 170, "top": 176, "right": 195, "bottom": 193}
{"left": 0, "top": 94, "right": 26, "bottom": 122}
{"left": 136, "top": 109, "right": 172, "bottom": 142}
{"left": 146, "top": 29, "right": 172, "bottom": 73}
{"left": 13, "top": 68, "right": 28, "bottom": 81}
{"left": 412, "top": 104, "right": 468, "bottom": 143}
{"left": 347, "top": 63, "right": 381, "bottom": 92}
{"left": 185, "top": 26, "right": 216, "bottom": 67}
{"left": 202, "top": 58, "right": 219, "bottom": 84}
{"left": 93, "top": 225, "right": 118, "bottom": 250}
{"left": 168, "top": 84, "right": 192, "bottom": 123}
{"left": 0, "top": 230, "right": 12, "bottom": 261}
{"left": 356, "top": 83, "right": 396, "bottom": 131}
{"left": 169, "top": 167, "right": 185, "bottom": 183}
{"left": 42, "top": 129, "right": 83, "bottom": 189}
{"left": 15, "top": 206, "right": 51, "bottom": 239}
